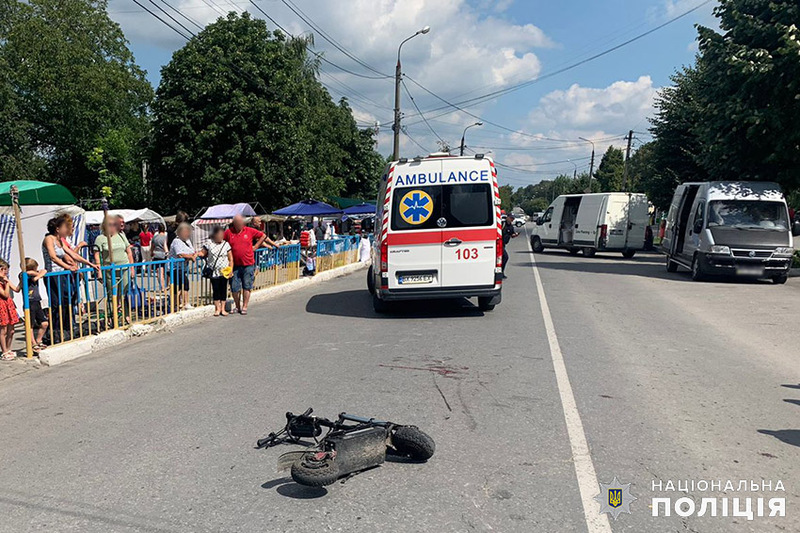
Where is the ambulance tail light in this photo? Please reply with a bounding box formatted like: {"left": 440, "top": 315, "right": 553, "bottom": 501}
{"left": 380, "top": 240, "right": 388, "bottom": 273}
{"left": 495, "top": 237, "right": 503, "bottom": 284}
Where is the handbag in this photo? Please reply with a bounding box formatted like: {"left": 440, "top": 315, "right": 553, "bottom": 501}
{"left": 202, "top": 243, "right": 225, "bottom": 279}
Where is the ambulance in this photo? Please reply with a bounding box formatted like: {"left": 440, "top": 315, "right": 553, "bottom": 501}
{"left": 367, "top": 153, "right": 504, "bottom": 313}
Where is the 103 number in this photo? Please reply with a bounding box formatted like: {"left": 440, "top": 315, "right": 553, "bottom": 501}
{"left": 454, "top": 248, "right": 479, "bottom": 260}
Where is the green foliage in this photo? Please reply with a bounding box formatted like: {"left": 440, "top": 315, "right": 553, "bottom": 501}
{"left": 498, "top": 184, "right": 514, "bottom": 212}
{"left": 593, "top": 146, "right": 625, "bottom": 192}
{"left": 649, "top": 0, "right": 800, "bottom": 204}
{"left": 693, "top": 0, "right": 800, "bottom": 188}
{"left": 0, "top": 0, "right": 153, "bottom": 199}
{"left": 150, "top": 13, "right": 383, "bottom": 213}
{"left": 510, "top": 172, "right": 599, "bottom": 215}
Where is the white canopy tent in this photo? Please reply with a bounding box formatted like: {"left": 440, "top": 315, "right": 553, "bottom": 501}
{"left": 84, "top": 208, "right": 165, "bottom": 227}
{"left": 0, "top": 204, "right": 86, "bottom": 309}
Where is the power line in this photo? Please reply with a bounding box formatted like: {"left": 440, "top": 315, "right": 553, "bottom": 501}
{"left": 245, "top": 0, "right": 390, "bottom": 80}
{"left": 145, "top": 0, "right": 197, "bottom": 37}
{"left": 129, "top": 0, "right": 191, "bottom": 39}
{"left": 374, "top": 0, "right": 712, "bottom": 129}
{"left": 401, "top": 79, "right": 447, "bottom": 147}
{"left": 279, "top": 0, "right": 392, "bottom": 79}
{"left": 401, "top": 129, "right": 433, "bottom": 154}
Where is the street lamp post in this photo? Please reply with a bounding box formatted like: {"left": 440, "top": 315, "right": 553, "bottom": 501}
{"left": 568, "top": 159, "right": 578, "bottom": 179}
{"left": 392, "top": 26, "right": 430, "bottom": 161}
{"left": 579, "top": 137, "right": 595, "bottom": 180}
{"left": 459, "top": 122, "right": 483, "bottom": 156}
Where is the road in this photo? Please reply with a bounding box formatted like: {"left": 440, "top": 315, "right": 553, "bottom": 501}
{"left": 1, "top": 226, "right": 798, "bottom": 532}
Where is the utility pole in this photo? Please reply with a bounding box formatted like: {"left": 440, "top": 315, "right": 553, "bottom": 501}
{"left": 622, "top": 130, "right": 633, "bottom": 192}
{"left": 392, "top": 26, "right": 430, "bottom": 161}
{"left": 579, "top": 137, "right": 595, "bottom": 192}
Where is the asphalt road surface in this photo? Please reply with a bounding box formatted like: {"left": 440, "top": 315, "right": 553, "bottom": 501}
{"left": 1, "top": 227, "right": 798, "bottom": 532}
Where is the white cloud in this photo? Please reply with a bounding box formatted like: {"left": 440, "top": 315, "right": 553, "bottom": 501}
{"left": 109, "top": 0, "right": 554, "bottom": 147}
{"left": 527, "top": 76, "right": 658, "bottom": 135}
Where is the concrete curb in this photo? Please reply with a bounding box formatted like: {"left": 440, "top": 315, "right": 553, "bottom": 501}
{"left": 39, "top": 261, "right": 369, "bottom": 367}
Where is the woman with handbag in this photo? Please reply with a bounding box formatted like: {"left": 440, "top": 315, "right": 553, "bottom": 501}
{"left": 199, "top": 226, "right": 233, "bottom": 317}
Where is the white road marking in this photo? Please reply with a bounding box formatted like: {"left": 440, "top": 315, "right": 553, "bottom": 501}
{"left": 525, "top": 230, "right": 612, "bottom": 533}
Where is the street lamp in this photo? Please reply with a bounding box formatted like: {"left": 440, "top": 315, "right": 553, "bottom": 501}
{"left": 393, "top": 26, "right": 430, "bottom": 161}
{"left": 568, "top": 159, "right": 578, "bottom": 179}
{"left": 460, "top": 122, "right": 483, "bottom": 156}
{"left": 579, "top": 137, "right": 596, "bottom": 179}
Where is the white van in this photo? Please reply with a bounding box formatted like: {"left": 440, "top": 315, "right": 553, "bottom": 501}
{"left": 662, "top": 181, "right": 799, "bottom": 283}
{"left": 367, "top": 153, "right": 503, "bottom": 312}
{"left": 530, "top": 192, "right": 649, "bottom": 258}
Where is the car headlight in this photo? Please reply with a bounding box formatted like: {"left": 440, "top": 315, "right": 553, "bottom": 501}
{"left": 709, "top": 245, "right": 731, "bottom": 255}
{"left": 774, "top": 247, "right": 794, "bottom": 256}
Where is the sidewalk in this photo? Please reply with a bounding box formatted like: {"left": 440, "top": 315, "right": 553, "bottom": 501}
{"left": 0, "top": 261, "right": 368, "bottom": 377}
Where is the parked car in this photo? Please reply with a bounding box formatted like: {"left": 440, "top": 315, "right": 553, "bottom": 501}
{"left": 661, "top": 181, "right": 800, "bottom": 283}
{"left": 530, "top": 193, "right": 649, "bottom": 258}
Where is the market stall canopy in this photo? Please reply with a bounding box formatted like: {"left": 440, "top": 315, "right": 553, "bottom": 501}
{"left": 343, "top": 203, "right": 376, "bottom": 215}
{"left": 0, "top": 180, "right": 76, "bottom": 206}
{"left": 260, "top": 214, "right": 288, "bottom": 222}
{"left": 85, "top": 208, "right": 165, "bottom": 226}
{"left": 199, "top": 203, "right": 257, "bottom": 219}
{"left": 273, "top": 200, "right": 342, "bottom": 217}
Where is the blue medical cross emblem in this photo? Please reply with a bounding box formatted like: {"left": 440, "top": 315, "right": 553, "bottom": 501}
{"left": 400, "top": 190, "right": 433, "bottom": 224}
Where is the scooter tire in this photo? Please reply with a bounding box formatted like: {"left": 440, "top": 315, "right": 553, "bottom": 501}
{"left": 291, "top": 455, "right": 340, "bottom": 487}
{"left": 391, "top": 426, "right": 436, "bottom": 461}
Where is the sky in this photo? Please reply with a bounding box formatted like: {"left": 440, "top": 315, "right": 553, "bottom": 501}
{"left": 107, "top": 0, "right": 719, "bottom": 187}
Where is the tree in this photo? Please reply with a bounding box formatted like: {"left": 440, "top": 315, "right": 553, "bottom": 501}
{"left": 150, "top": 13, "right": 383, "bottom": 213}
{"left": 648, "top": 0, "right": 800, "bottom": 202}
{"left": 648, "top": 66, "right": 709, "bottom": 208}
{"left": 0, "top": 0, "right": 153, "bottom": 200}
{"left": 499, "top": 184, "right": 514, "bottom": 212}
{"left": 693, "top": 0, "right": 800, "bottom": 190}
{"left": 593, "top": 146, "right": 625, "bottom": 192}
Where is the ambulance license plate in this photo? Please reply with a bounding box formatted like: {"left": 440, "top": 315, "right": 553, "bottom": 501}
{"left": 399, "top": 274, "right": 433, "bottom": 285}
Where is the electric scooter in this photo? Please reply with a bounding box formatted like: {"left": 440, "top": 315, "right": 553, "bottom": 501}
{"left": 256, "top": 408, "right": 435, "bottom": 487}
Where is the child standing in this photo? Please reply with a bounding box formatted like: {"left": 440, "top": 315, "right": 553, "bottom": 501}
{"left": 21, "top": 258, "right": 49, "bottom": 353}
{"left": 0, "top": 259, "right": 20, "bottom": 360}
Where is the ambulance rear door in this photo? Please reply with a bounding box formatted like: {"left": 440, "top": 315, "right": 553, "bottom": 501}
{"left": 439, "top": 158, "right": 497, "bottom": 288}
{"left": 386, "top": 160, "right": 443, "bottom": 290}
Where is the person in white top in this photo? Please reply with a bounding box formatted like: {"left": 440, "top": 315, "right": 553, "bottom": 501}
{"left": 199, "top": 226, "right": 233, "bottom": 317}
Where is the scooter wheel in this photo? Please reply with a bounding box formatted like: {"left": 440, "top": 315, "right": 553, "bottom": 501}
{"left": 291, "top": 453, "right": 340, "bottom": 487}
{"left": 391, "top": 426, "right": 435, "bottom": 461}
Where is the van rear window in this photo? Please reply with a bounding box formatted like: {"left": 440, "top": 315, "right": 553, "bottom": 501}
{"left": 391, "top": 184, "right": 492, "bottom": 231}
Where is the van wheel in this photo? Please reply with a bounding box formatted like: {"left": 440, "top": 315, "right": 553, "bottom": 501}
{"left": 478, "top": 297, "right": 495, "bottom": 311}
{"left": 772, "top": 273, "right": 788, "bottom": 285}
{"left": 666, "top": 255, "right": 678, "bottom": 273}
{"left": 367, "top": 266, "right": 375, "bottom": 295}
{"left": 691, "top": 256, "right": 706, "bottom": 281}
{"left": 583, "top": 248, "right": 596, "bottom": 258}
{"left": 372, "top": 293, "right": 390, "bottom": 313}
{"left": 622, "top": 250, "right": 636, "bottom": 259}
{"left": 568, "top": 248, "right": 580, "bottom": 256}
{"left": 531, "top": 236, "right": 544, "bottom": 253}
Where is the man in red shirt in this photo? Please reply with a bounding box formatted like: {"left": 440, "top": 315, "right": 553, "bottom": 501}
{"left": 224, "top": 214, "right": 271, "bottom": 315}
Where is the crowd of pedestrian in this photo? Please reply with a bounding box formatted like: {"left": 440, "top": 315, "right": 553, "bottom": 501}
{"left": 1, "top": 210, "right": 371, "bottom": 360}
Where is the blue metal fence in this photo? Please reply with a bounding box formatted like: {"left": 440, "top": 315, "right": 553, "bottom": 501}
{"left": 19, "top": 244, "right": 302, "bottom": 357}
